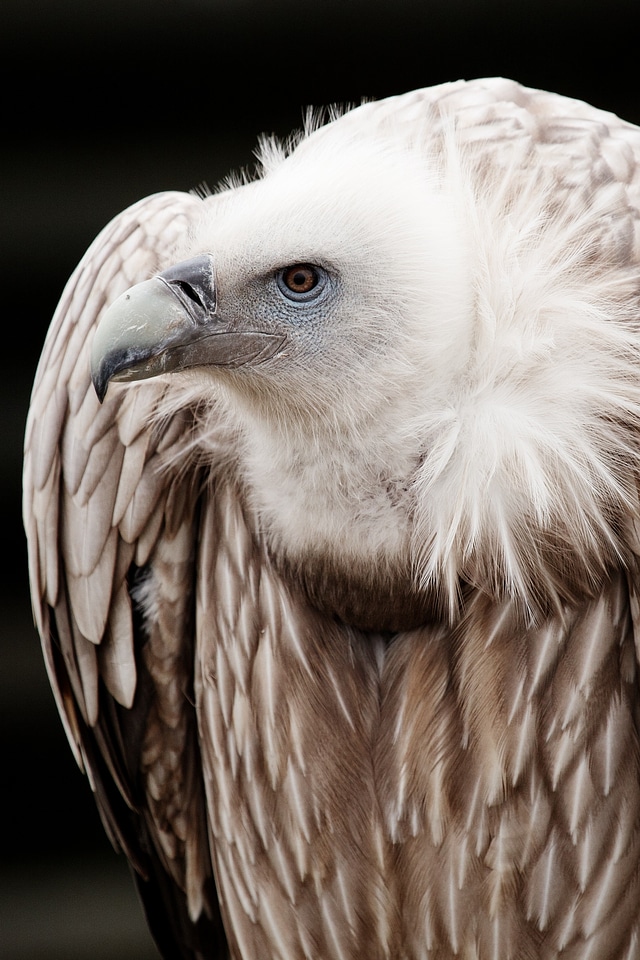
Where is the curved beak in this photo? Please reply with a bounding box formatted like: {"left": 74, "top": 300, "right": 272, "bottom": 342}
{"left": 90, "top": 254, "right": 285, "bottom": 402}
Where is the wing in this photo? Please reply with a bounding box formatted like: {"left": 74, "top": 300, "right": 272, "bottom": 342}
{"left": 23, "top": 191, "right": 230, "bottom": 960}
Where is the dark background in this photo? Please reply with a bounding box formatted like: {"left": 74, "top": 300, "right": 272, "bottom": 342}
{"left": 3, "top": 1, "right": 640, "bottom": 957}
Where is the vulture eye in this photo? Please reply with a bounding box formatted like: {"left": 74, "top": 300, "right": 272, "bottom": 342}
{"left": 276, "top": 264, "right": 327, "bottom": 302}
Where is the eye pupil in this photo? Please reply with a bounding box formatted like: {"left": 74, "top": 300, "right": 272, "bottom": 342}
{"left": 283, "top": 264, "right": 318, "bottom": 293}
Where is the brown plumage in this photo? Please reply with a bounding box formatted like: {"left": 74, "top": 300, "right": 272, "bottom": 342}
{"left": 23, "top": 78, "right": 640, "bottom": 959}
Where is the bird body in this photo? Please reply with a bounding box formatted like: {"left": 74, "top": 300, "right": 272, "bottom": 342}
{"left": 23, "top": 78, "right": 640, "bottom": 959}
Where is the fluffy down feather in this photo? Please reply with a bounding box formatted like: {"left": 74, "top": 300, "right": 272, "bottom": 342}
{"left": 24, "top": 77, "right": 640, "bottom": 960}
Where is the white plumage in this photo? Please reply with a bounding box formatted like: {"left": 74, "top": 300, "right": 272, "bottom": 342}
{"left": 24, "top": 77, "right": 640, "bottom": 959}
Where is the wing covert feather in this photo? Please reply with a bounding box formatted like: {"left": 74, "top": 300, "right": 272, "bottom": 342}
{"left": 23, "top": 190, "right": 229, "bottom": 958}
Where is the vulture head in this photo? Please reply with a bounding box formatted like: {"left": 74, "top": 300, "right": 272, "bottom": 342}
{"left": 91, "top": 107, "right": 640, "bottom": 630}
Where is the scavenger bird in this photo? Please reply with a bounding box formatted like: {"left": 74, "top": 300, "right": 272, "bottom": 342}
{"left": 23, "top": 77, "right": 640, "bottom": 959}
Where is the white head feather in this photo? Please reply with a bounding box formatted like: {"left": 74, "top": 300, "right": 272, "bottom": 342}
{"left": 164, "top": 92, "right": 640, "bottom": 624}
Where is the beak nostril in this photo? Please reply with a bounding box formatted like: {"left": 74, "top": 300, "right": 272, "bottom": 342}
{"left": 157, "top": 254, "right": 217, "bottom": 322}
{"left": 171, "top": 280, "right": 205, "bottom": 310}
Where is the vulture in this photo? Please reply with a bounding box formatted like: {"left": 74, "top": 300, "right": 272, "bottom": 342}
{"left": 23, "top": 77, "right": 640, "bottom": 960}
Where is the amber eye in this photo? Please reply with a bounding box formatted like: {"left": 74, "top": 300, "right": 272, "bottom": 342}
{"left": 276, "top": 263, "right": 327, "bottom": 302}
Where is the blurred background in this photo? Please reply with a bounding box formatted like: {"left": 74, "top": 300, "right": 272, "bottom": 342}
{"left": 3, "top": 0, "right": 640, "bottom": 957}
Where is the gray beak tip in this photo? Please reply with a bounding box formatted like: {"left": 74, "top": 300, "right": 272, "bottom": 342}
{"left": 93, "top": 372, "right": 108, "bottom": 404}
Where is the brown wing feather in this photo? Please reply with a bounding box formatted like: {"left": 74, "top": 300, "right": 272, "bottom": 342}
{"left": 194, "top": 480, "right": 399, "bottom": 959}
{"left": 23, "top": 191, "right": 229, "bottom": 959}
